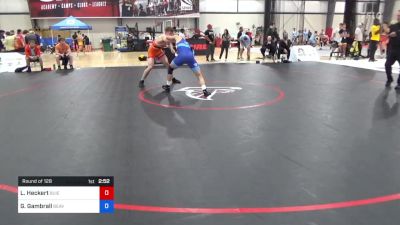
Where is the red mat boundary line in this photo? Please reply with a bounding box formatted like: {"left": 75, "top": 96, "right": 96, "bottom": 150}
{"left": 1, "top": 184, "right": 400, "bottom": 214}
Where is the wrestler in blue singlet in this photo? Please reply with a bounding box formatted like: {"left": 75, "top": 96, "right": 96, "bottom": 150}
{"left": 170, "top": 38, "right": 200, "bottom": 73}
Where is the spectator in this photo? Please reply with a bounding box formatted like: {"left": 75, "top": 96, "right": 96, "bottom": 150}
{"left": 4, "top": 31, "right": 16, "bottom": 52}
{"left": 318, "top": 29, "right": 327, "bottom": 49}
{"left": 278, "top": 34, "right": 292, "bottom": 60}
{"left": 25, "top": 40, "right": 44, "bottom": 72}
{"left": 191, "top": 28, "right": 202, "bottom": 39}
{"left": 204, "top": 24, "right": 216, "bottom": 61}
{"left": 260, "top": 36, "right": 276, "bottom": 62}
{"left": 308, "top": 31, "right": 318, "bottom": 46}
{"left": 84, "top": 34, "right": 91, "bottom": 52}
{"left": 237, "top": 26, "right": 243, "bottom": 59}
{"left": 380, "top": 21, "right": 389, "bottom": 56}
{"left": 384, "top": 10, "right": 400, "bottom": 89}
{"left": 239, "top": 32, "right": 251, "bottom": 61}
{"left": 0, "top": 30, "right": 5, "bottom": 51}
{"left": 25, "top": 30, "right": 40, "bottom": 45}
{"left": 303, "top": 28, "right": 309, "bottom": 44}
{"left": 369, "top": 18, "right": 381, "bottom": 62}
{"left": 178, "top": 28, "right": 186, "bottom": 39}
{"left": 77, "top": 32, "right": 84, "bottom": 54}
{"left": 55, "top": 38, "right": 73, "bottom": 70}
{"left": 291, "top": 28, "right": 298, "bottom": 44}
{"left": 15, "top": 29, "right": 25, "bottom": 52}
{"left": 339, "top": 23, "right": 349, "bottom": 58}
{"left": 354, "top": 23, "right": 363, "bottom": 57}
{"left": 332, "top": 23, "right": 343, "bottom": 43}
{"left": 219, "top": 29, "right": 231, "bottom": 61}
{"left": 72, "top": 32, "right": 78, "bottom": 50}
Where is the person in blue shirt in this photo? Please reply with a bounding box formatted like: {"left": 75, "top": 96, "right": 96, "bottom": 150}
{"left": 239, "top": 32, "right": 251, "bottom": 61}
{"left": 163, "top": 34, "right": 211, "bottom": 97}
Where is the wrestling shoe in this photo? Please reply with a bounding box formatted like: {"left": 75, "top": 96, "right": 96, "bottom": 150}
{"left": 70, "top": 65, "right": 74, "bottom": 69}
{"left": 172, "top": 77, "right": 181, "bottom": 84}
{"left": 203, "top": 89, "right": 211, "bottom": 97}
{"left": 138, "top": 80, "right": 145, "bottom": 88}
{"left": 395, "top": 85, "right": 400, "bottom": 90}
{"left": 162, "top": 85, "right": 171, "bottom": 92}
{"left": 64, "top": 65, "right": 68, "bottom": 70}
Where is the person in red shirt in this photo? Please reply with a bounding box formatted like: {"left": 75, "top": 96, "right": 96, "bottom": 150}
{"left": 25, "top": 40, "right": 44, "bottom": 72}
{"left": 15, "top": 29, "right": 25, "bottom": 52}
{"left": 55, "top": 38, "right": 73, "bottom": 70}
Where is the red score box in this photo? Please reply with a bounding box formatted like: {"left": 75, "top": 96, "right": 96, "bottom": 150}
{"left": 100, "top": 186, "right": 114, "bottom": 200}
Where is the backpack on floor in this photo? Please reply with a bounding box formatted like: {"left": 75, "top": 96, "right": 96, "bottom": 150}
{"left": 15, "top": 66, "right": 28, "bottom": 73}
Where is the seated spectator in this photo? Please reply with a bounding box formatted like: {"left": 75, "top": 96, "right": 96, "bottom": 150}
{"left": 0, "top": 30, "right": 5, "bottom": 51}
{"left": 4, "top": 31, "right": 16, "bottom": 52}
{"left": 308, "top": 31, "right": 318, "bottom": 46}
{"left": 278, "top": 35, "right": 292, "bottom": 60}
{"left": 261, "top": 36, "right": 277, "bottom": 62}
{"left": 25, "top": 40, "right": 44, "bottom": 72}
{"left": 55, "top": 38, "right": 73, "bottom": 70}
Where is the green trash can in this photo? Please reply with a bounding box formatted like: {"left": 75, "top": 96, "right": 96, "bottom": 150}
{"left": 102, "top": 38, "right": 113, "bottom": 52}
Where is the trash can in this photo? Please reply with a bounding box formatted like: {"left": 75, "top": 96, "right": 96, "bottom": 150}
{"left": 101, "top": 38, "right": 113, "bottom": 52}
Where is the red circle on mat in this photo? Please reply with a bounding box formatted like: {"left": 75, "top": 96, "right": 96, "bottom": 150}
{"left": 138, "top": 81, "right": 285, "bottom": 111}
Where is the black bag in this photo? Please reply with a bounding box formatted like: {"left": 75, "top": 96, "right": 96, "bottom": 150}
{"left": 15, "top": 66, "right": 28, "bottom": 73}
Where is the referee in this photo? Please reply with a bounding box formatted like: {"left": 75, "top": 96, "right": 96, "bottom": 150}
{"left": 385, "top": 10, "right": 400, "bottom": 89}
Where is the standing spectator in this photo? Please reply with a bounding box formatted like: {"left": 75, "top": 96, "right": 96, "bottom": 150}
{"left": 178, "top": 28, "right": 186, "bottom": 39}
{"left": 72, "top": 32, "right": 78, "bottom": 50}
{"left": 303, "top": 28, "right": 309, "bottom": 44}
{"left": 380, "top": 21, "right": 389, "bottom": 56}
{"left": 239, "top": 32, "right": 252, "bottom": 61}
{"left": 354, "top": 23, "right": 363, "bottom": 57}
{"left": 219, "top": 29, "right": 231, "bottom": 61}
{"left": 0, "top": 30, "right": 5, "bottom": 51}
{"left": 15, "top": 29, "right": 25, "bottom": 52}
{"left": 291, "top": 28, "right": 298, "bottom": 44}
{"left": 192, "top": 28, "right": 202, "bottom": 39}
{"left": 369, "top": 18, "right": 381, "bottom": 62}
{"left": 4, "top": 32, "right": 16, "bottom": 52}
{"left": 384, "top": 10, "right": 400, "bottom": 89}
{"left": 84, "top": 34, "right": 91, "bottom": 52}
{"left": 204, "top": 24, "right": 215, "bottom": 61}
{"left": 55, "top": 38, "right": 73, "bottom": 70}
{"left": 25, "top": 30, "right": 39, "bottom": 45}
{"left": 237, "top": 26, "right": 243, "bottom": 59}
{"left": 77, "top": 32, "right": 84, "bottom": 54}
{"left": 25, "top": 40, "right": 44, "bottom": 72}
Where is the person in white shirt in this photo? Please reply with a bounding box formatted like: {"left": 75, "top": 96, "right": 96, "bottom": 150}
{"left": 291, "top": 28, "right": 298, "bottom": 44}
{"left": 332, "top": 23, "right": 343, "bottom": 43}
{"left": 354, "top": 23, "right": 363, "bottom": 57}
{"left": 178, "top": 28, "right": 186, "bottom": 39}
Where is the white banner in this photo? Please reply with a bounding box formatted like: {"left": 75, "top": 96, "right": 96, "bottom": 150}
{"left": 181, "top": 0, "right": 193, "bottom": 11}
{"left": 0, "top": 53, "right": 26, "bottom": 73}
{"left": 289, "top": 45, "right": 320, "bottom": 62}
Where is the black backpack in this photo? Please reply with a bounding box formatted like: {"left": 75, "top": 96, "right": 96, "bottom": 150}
{"left": 15, "top": 66, "right": 28, "bottom": 73}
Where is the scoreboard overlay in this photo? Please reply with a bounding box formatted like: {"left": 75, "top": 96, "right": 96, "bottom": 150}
{"left": 18, "top": 176, "right": 114, "bottom": 213}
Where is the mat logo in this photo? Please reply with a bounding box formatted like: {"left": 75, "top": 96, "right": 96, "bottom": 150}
{"left": 174, "top": 87, "right": 242, "bottom": 101}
